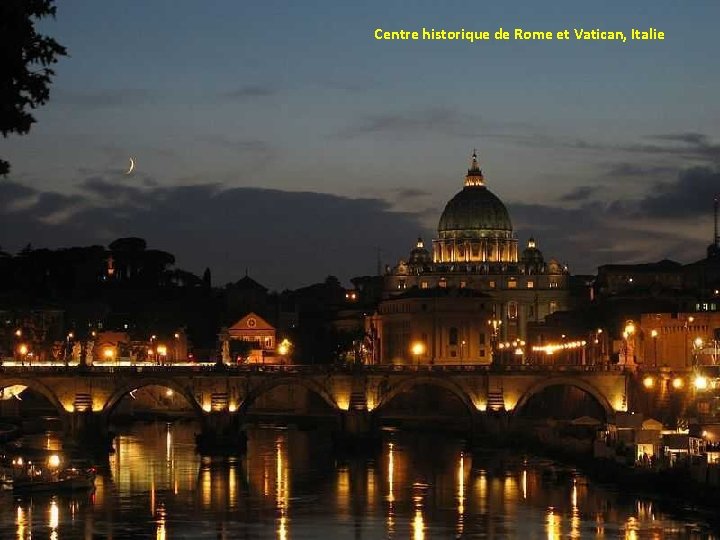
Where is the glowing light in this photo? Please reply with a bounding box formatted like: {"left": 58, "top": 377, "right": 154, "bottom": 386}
{"left": 624, "top": 322, "right": 636, "bottom": 335}
{"left": 18, "top": 344, "right": 28, "bottom": 355}
{"left": 522, "top": 469, "right": 527, "bottom": 499}
{"left": 103, "top": 347, "right": 115, "bottom": 359}
{"left": 532, "top": 340, "right": 587, "bottom": 354}
{"left": 388, "top": 442, "right": 395, "bottom": 503}
{"left": 50, "top": 499, "right": 59, "bottom": 531}
{"left": 694, "top": 337, "right": 704, "bottom": 348}
{"left": 278, "top": 338, "right": 292, "bottom": 356}
{"left": 15, "top": 329, "right": 22, "bottom": 337}
{"left": 48, "top": 454, "right": 61, "bottom": 468}
{"left": 157, "top": 345, "right": 167, "bottom": 356}
{"left": 412, "top": 509, "right": 425, "bottom": 540}
{"left": 411, "top": 341, "right": 426, "bottom": 357}
{"left": 165, "top": 388, "right": 174, "bottom": 397}
{"left": 651, "top": 329, "right": 658, "bottom": 338}
{"left": 672, "top": 377, "right": 684, "bottom": 390}
{"left": 546, "top": 508, "right": 561, "bottom": 539}
{"left": 457, "top": 453, "right": 465, "bottom": 519}
{"left": 228, "top": 402, "right": 237, "bottom": 412}
{"left": 202, "top": 403, "right": 211, "bottom": 413}
{"left": 473, "top": 398, "right": 487, "bottom": 411}
{"left": 694, "top": 375, "right": 708, "bottom": 390}
{"left": 642, "top": 376, "right": 654, "bottom": 389}
{"left": 336, "top": 393, "right": 350, "bottom": 411}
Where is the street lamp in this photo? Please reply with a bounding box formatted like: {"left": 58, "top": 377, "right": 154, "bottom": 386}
{"left": 623, "top": 321, "right": 636, "bottom": 366}
{"left": 278, "top": 338, "right": 292, "bottom": 364}
{"left": 65, "top": 332, "right": 74, "bottom": 366}
{"left": 411, "top": 341, "right": 426, "bottom": 367}
{"left": 488, "top": 318, "right": 502, "bottom": 364}
{"left": 460, "top": 340, "right": 466, "bottom": 367}
{"left": 684, "top": 316, "right": 695, "bottom": 368}
{"left": 157, "top": 344, "right": 167, "bottom": 365}
{"left": 694, "top": 337, "right": 704, "bottom": 366}
{"left": 18, "top": 344, "right": 28, "bottom": 366}
{"left": 651, "top": 329, "right": 659, "bottom": 368}
{"left": 103, "top": 347, "right": 115, "bottom": 363}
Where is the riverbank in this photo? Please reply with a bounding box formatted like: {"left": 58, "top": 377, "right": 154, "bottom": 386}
{"left": 474, "top": 429, "right": 720, "bottom": 529}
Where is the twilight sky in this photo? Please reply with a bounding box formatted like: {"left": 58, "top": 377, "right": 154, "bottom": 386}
{"left": 2, "top": 0, "right": 720, "bottom": 289}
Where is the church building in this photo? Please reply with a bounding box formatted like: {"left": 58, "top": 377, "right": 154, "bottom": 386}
{"left": 372, "top": 151, "right": 571, "bottom": 364}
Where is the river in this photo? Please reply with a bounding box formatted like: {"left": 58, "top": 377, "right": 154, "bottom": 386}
{"left": 0, "top": 421, "right": 717, "bottom": 539}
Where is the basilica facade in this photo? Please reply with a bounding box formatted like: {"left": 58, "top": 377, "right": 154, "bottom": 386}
{"left": 372, "top": 151, "right": 571, "bottom": 365}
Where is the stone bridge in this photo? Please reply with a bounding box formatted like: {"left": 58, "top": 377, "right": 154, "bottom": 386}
{"left": 0, "top": 364, "right": 631, "bottom": 453}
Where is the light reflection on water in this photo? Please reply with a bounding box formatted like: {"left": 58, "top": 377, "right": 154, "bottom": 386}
{"left": 0, "top": 421, "right": 717, "bottom": 539}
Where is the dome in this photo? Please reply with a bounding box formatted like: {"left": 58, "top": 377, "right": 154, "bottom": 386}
{"left": 409, "top": 237, "right": 431, "bottom": 265}
{"left": 438, "top": 151, "right": 513, "bottom": 236}
{"left": 521, "top": 238, "right": 544, "bottom": 264}
{"left": 438, "top": 185, "right": 512, "bottom": 233}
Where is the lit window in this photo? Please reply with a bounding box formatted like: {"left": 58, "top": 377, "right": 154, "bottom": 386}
{"left": 460, "top": 281, "right": 467, "bottom": 288}
{"left": 508, "top": 280, "right": 517, "bottom": 289}
{"left": 527, "top": 281, "right": 534, "bottom": 289}
{"left": 549, "top": 301, "right": 558, "bottom": 313}
{"left": 489, "top": 281, "right": 496, "bottom": 289}
{"left": 421, "top": 281, "right": 429, "bottom": 289}
{"left": 507, "top": 302, "right": 518, "bottom": 320}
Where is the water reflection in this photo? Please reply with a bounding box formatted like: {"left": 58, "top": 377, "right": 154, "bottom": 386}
{"left": 0, "top": 423, "right": 718, "bottom": 538}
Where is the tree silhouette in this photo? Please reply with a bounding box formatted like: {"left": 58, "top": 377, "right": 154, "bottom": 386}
{"left": 1, "top": 0, "right": 66, "bottom": 175}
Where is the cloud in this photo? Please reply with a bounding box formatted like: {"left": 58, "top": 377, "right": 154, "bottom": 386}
{"left": 557, "top": 186, "right": 599, "bottom": 202}
{"left": 338, "top": 106, "right": 485, "bottom": 139}
{"left": 603, "top": 162, "right": 677, "bottom": 178}
{"left": 0, "top": 177, "right": 430, "bottom": 289}
{"left": 634, "top": 166, "right": 720, "bottom": 219}
{"left": 0, "top": 180, "right": 37, "bottom": 210}
{"left": 222, "top": 84, "right": 277, "bottom": 99}
{"left": 54, "top": 88, "right": 155, "bottom": 108}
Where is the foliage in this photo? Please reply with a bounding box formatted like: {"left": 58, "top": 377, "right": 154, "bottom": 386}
{"left": 1, "top": 0, "right": 66, "bottom": 175}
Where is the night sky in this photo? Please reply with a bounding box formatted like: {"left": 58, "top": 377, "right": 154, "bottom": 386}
{"left": 2, "top": 0, "right": 720, "bottom": 289}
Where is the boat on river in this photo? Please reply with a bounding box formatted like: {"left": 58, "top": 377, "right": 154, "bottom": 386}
{"left": 12, "top": 466, "right": 96, "bottom": 494}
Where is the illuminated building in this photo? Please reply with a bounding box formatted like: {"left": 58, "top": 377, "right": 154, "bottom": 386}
{"left": 638, "top": 312, "right": 720, "bottom": 369}
{"left": 380, "top": 151, "right": 570, "bottom": 361}
{"left": 219, "top": 312, "right": 278, "bottom": 364}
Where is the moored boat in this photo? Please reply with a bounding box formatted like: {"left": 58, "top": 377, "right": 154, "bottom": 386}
{"left": 12, "top": 466, "right": 96, "bottom": 494}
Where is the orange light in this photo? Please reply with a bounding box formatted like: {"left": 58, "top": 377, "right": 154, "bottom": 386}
{"left": 642, "top": 376, "right": 654, "bottom": 389}
{"left": 672, "top": 377, "right": 684, "bottom": 390}
{"left": 411, "top": 342, "right": 426, "bottom": 356}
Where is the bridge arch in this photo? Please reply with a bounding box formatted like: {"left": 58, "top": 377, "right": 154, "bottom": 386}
{"left": 0, "top": 377, "right": 66, "bottom": 415}
{"left": 513, "top": 377, "right": 614, "bottom": 420}
{"left": 375, "top": 376, "right": 476, "bottom": 416}
{"left": 240, "top": 376, "right": 339, "bottom": 414}
{"left": 103, "top": 378, "right": 204, "bottom": 420}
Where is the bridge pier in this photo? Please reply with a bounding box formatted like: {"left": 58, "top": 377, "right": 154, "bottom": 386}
{"left": 63, "top": 411, "right": 114, "bottom": 455}
{"left": 334, "top": 410, "right": 380, "bottom": 452}
{"left": 196, "top": 412, "right": 247, "bottom": 456}
{"left": 468, "top": 410, "right": 512, "bottom": 449}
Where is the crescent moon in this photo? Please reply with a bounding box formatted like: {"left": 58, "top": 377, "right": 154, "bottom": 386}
{"left": 125, "top": 158, "right": 135, "bottom": 175}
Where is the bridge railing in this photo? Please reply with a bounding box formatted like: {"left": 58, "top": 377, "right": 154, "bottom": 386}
{"left": 0, "top": 363, "right": 628, "bottom": 376}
